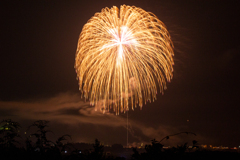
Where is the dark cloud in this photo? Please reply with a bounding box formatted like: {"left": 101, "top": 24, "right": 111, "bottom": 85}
{"left": 0, "top": 92, "right": 203, "bottom": 146}
{"left": 0, "top": 108, "right": 19, "bottom": 117}
{"left": 56, "top": 106, "right": 89, "bottom": 116}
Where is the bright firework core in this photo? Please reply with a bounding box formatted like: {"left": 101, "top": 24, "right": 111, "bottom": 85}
{"left": 103, "top": 26, "right": 137, "bottom": 64}
{"left": 75, "top": 5, "right": 174, "bottom": 115}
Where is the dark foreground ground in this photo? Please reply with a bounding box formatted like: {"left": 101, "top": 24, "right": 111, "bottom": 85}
{"left": 1, "top": 120, "right": 240, "bottom": 160}
{"left": 1, "top": 140, "right": 240, "bottom": 160}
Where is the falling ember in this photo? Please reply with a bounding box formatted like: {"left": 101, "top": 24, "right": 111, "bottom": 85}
{"left": 75, "top": 5, "right": 174, "bottom": 115}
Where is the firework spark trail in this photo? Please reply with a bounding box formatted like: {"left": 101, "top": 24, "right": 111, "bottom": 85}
{"left": 94, "top": 77, "right": 137, "bottom": 112}
{"left": 75, "top": 5, "right": 174, "bottom": 115}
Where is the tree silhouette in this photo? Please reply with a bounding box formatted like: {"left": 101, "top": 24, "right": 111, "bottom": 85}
{"left": 27, "top": 120, "right": 53, "bottom": 153}
{"left": 132, "top": 132, "right": 197, "bottom": 160}
{"left": 55, "top": 134, "right": 71, "bottom": 152}
{"left": 88, "top": 139, "right": 104, "bottom": 160}
{"left": 25, "top": 120, "right": 75, "bottom": 160}
{"left": 0, "top": 119, "right": 21, "bottom": 149}
{"left": 159, "top": 131, "right": 196, "bottom": 143}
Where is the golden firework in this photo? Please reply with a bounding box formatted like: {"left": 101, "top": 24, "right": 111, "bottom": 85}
{"left": 75, "top": 5, "right": 174, "bottom": 115}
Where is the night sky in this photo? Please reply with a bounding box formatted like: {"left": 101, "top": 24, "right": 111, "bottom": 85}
{"left": 1, "top": 0, "right": 240, "bottom": 147}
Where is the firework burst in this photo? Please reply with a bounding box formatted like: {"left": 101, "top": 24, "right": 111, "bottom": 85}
{"left": 75, "top": 5, "right": 174, "bottom": 115}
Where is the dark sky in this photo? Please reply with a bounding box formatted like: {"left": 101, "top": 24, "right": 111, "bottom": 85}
{"left": 1, "top": 0, "right": 240, "bottom": 147}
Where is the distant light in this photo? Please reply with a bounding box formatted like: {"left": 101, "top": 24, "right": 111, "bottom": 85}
{"left": 65, "top": 151, "right": 67, "bottom": 153}
{"left": 79, "top": 151, "right": 81, "bottom": 154}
